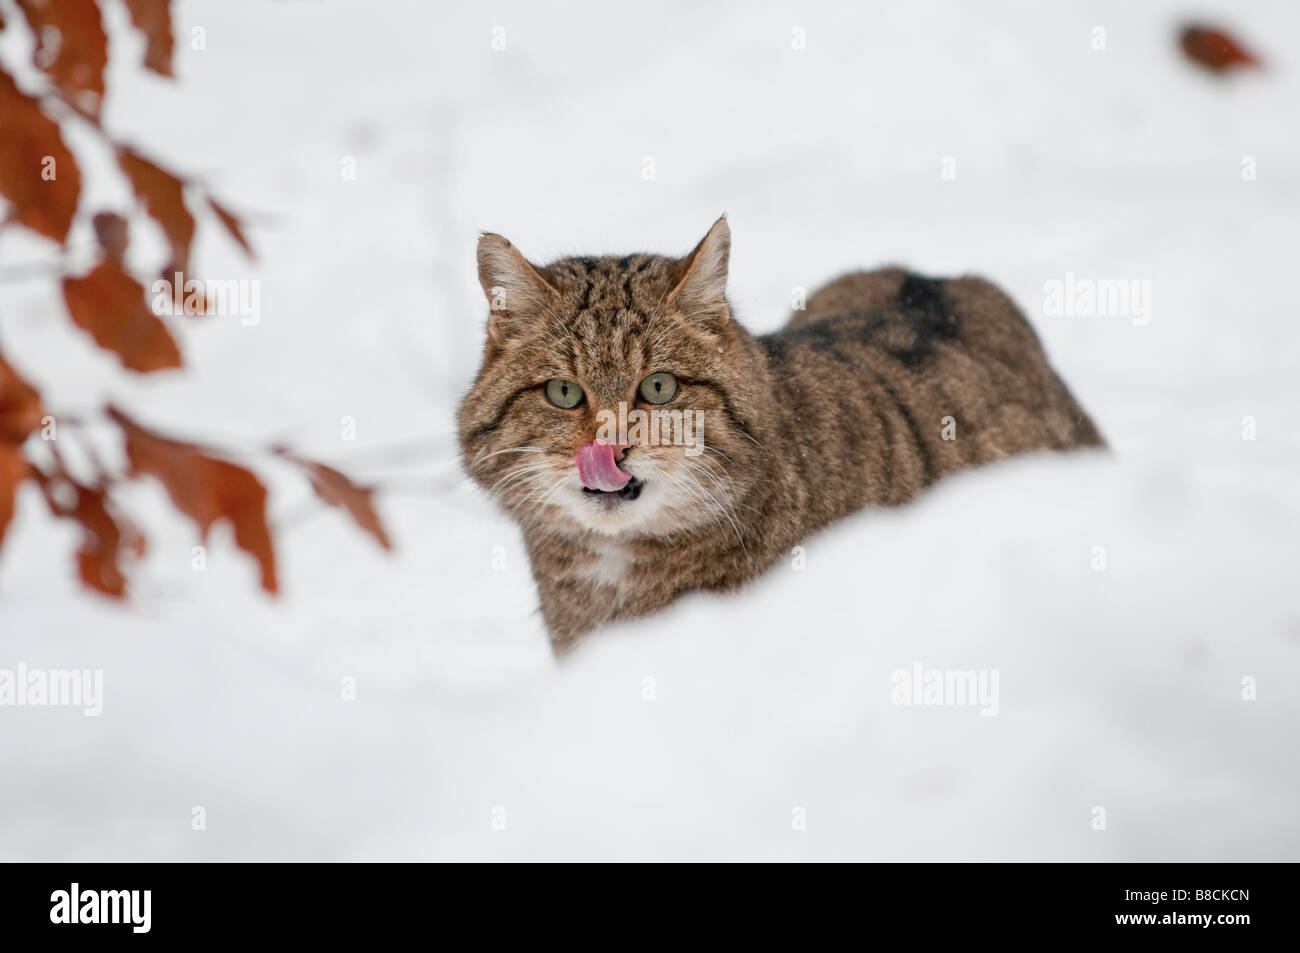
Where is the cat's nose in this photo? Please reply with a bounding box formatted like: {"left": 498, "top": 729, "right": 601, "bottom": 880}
{"left": 610, "top": 443, "right": 630, "bottom": 462}
{"left": 576, "top": 439, "right": 633, "bottom": 492}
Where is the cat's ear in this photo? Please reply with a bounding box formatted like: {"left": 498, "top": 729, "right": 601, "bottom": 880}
{"left": 668, "top": 216, "right": 731, "bottom": 323}
{"left": 476, "top": 233, "right": 558, "bottom": 342}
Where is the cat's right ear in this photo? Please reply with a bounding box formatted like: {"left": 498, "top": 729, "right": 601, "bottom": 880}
{"left": 667, "top": 216, "right": 731, "bottom": 324}
{"left": 476, "top": 233, "right": 558, "bottom": 342}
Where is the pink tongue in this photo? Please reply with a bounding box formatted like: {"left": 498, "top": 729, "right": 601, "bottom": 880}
{"left": 576, "top": 439, "right": 632, "bottom": 492}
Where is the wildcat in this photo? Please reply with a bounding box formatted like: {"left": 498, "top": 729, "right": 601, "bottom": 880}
{"left": 458, "top": 218, "right": 1103, "bottom": 652}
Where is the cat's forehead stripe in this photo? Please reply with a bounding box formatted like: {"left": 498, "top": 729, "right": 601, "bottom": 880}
{"left": 514, "top": 253, "right": 694, "bottom": 384}
{"left": 549, "top": 254, "right": 669, "bottom": 315}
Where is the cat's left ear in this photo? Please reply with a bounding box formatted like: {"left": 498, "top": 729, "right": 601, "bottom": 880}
{"left": 668, "top": 216, "right": 731, "bottom": 324}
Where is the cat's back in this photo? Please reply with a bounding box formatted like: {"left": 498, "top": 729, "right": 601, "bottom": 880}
{"left": 782, "top": 267, "right": 1044, "bottom": 360}
{"left": 759, "top": 267, "right": 1102, "bottom": 488}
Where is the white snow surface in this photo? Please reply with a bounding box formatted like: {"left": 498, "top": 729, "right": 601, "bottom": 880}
{"left": 1, "top": 0, "right": 1298, "bottom": 860}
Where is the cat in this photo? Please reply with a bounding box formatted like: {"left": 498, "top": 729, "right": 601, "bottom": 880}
{"left": 458, "top": 217, "right": 1103, "bottom": 652}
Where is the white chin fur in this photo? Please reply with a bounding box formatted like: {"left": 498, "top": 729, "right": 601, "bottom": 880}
{"left": 543, "top": 457, "right": 718, "bottom": 539}
{"left": 561, "top": 480, "right": 665, "bottom": 537}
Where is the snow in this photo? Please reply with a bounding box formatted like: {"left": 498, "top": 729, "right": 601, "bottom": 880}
{"left": 1, "top": 0, "right": 1298, "bottom": 860}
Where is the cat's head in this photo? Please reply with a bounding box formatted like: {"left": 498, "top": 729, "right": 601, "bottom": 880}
{"left": 458, "top": 217, "right": 767, "bottom": 541}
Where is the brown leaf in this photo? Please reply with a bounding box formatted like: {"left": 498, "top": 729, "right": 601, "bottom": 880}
{"left": 1180, "top": 25, "right": 1262, "bottom": 73}
{"left": 108, "top": 406, "right": 279, "bottom": 593}
{"left": 0, "top": 69, "right": 82, "bottom": 244}
{"left": 16, "top": 0, "right": 108, "bottom": 114}
{"left": 0, "top": 446, "right": 29, "bottom": 549}
{"left": 0, "top": 352, "right": 41, "bottom": 549}
{"left": 122, "top": 0, "right": 175, "bottom": 78}
{"left": 0, "top": 350, "right": 45, "bottom": 444}
{"left": 69, "top": 482, "right": 130, "bottom": 596}
{"left": 283, "top": 453, "right": 392, "bottom": 551}
{"left": 34, "top": 463, "right": 143, "bottom": 598}
{"left": 63, "top": 262, "right": 183, "bottom": 373}
{"left": 208, "top": 196, "right": 254, "bottom": 258}
{"left": 118, "top": 147, "right": 194, "bottom": 273}
{"left": 0, "top": 349, "right": 40, "bottom": 548}
{"left": 92, "top": 210, "right": 129, "bottom": 265}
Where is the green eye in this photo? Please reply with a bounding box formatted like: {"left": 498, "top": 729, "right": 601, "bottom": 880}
{"left": 545, "top": 379, "right": 584, "bottom": 409}
{"left": 638, "top": 371, "right": 678, "bottom": 404}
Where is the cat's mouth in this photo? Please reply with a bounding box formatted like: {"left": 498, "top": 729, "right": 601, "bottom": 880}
{"left": 582, "top": 476, "right": 644, "bottom": 503}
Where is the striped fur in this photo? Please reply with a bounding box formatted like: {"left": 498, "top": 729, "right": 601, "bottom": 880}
{"left": 459, "top": 219, "right": 1103, "bottom": 651}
